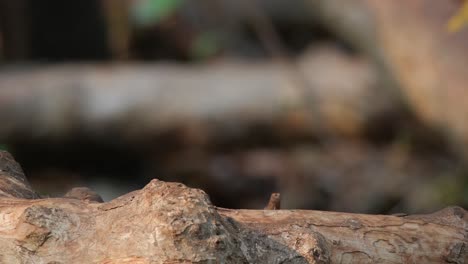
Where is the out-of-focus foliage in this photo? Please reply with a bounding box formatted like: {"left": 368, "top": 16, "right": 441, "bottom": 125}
{"left": 0, "top": 144, "right": 8, "bottom": 151}
{"left": 131, "top": 0, "right": 184, "bottom": 26}
{"left": 435, "top": 174, "right": 468, "bottom": 205}
{"left": 130, "top": 0, "right": 219, "bottom": 60}
{"left": 447, "top": 0, "right": 468, "bottom": 32}
{"left": 190, "top": 32, "right": 219, "bottom": 59}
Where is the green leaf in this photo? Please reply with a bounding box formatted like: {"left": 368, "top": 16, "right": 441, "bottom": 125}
{"left": 132, "top": 0, "right": 184, "bottom": 26}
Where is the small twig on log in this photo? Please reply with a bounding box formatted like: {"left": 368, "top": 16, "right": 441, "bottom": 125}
{"left": 264, "top": 192, "right": 281, "bottom": 210}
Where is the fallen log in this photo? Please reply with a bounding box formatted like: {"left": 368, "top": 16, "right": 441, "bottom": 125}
{"left": 0, "top": 151, "right": 465, "bottom": 263}
{"left": 0, "top": 46, "right": 396, "bottom": 144}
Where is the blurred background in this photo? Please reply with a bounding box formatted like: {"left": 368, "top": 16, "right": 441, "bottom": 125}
{"left": 0, "top": 0, "right": 467, "bottom": 214}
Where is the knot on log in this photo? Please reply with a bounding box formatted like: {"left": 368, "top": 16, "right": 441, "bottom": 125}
{"left": 19, "top": 206, "right": 76, "bottom": 251}
{"left": 95, "top": 179, "right": 326, "bottom": 263}
{"left": 64, "top": 187, "right": 104, "bottom": 203}
{"left": 129, "top": 180, "right": 325, "bottom": 263}
{"left": 94, "top": 179, "right": 251, "bottom": 263}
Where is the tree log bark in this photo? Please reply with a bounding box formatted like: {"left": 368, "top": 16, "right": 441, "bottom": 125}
{"left": 0, "top": 151, "right": 465, "bottom": 263}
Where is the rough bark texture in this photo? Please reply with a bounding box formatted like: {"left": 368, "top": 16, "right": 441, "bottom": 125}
{"left": 0, "top": 151, "right": 39, "bottom": 199}
{"left": 0, "top": 151, "right": 465, "bottom": 263}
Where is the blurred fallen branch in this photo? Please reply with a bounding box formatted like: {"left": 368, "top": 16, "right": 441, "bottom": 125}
{"left": 0, "top": 46, "right": 395, "bottom": 144}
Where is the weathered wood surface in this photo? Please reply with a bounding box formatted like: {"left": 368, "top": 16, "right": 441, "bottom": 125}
{"left": 0, "top": 151, "right": 465, "bottom": 263}
{"left": 0, "top": 151, "right": 39, "bottom": 199}
{"left": 219, "top": 206, "right": 467, "bottom": 263}
{"left": 1, "top": 182, "right": 466, "bottom": 263}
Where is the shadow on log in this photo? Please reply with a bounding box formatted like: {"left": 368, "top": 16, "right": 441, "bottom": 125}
{"left": 0, "top": 150, "right": 465, "bottom": 263}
